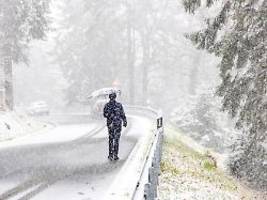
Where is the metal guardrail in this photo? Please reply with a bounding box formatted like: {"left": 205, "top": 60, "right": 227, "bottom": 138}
{"left": 104, "top": 106, "right": 164, "bottom": 200}
{"left": 143, "top": 117, "right": 163, "bottom": 200}
{"left": 128, "top": 106, "right": 163, "bottom": 200}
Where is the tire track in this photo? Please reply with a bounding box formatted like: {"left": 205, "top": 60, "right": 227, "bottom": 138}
{"left": 0, "top": 123, "right": 105, "bottom": 180}
{"left": 0, "top": 123, "right": 106, "bottom": 200}
{"left": 0, "top": 178, "right": 43, "bottom": 200}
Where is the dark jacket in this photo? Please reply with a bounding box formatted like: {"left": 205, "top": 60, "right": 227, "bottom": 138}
{"left": 103, "top": 100, "right": 127, "bottom": 127}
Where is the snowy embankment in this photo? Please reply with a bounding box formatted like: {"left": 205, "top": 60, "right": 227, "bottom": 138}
{"left": 0, "top": 112, "right": 52, "bottom": 142}
{"left": 158, "top": 124, "right": 261, "bottom": 200}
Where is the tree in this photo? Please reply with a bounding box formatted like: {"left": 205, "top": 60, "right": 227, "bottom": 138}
{"left": 53, "top": 0, "right": 130, "bottom": 104}
{"left": 0, "top": 0, "right": 50, "bottom": 110}
{"left": 183, "top": 0, "right": 267, "bottom": 188}
{"left": 53, "top": 0, "right": 216, "bottom": 111}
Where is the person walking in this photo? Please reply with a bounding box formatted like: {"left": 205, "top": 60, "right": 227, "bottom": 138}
{"left": 103, "top": 92, "right": 127, "bottom": 161}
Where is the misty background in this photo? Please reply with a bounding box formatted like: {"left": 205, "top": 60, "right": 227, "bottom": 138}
{"left": 14, "top": 0, "right": 235, "bottom": 150}
{"left": 14, "top": 0, "right": 220, "bottom": 112}
{"left": 9, "top": 0, "right": 236, "bottom": 167}
{"left": 1, "top": 0, "right": 266, "bottom": 193}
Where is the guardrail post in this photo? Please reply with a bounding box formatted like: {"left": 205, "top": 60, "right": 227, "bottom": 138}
{"left": 144, "top": 183, "right": 153, "bottom": 200}
{"left": 159, "top": 131, "right": 163, "bottom": 161}
{"left": 142, "top": 111, "right": 165, "bottom": 200}
{"left": 152, "top": 156, "right": 159, "bottom": 184}
{"left": 155, "top": 150, "right": 160, "bottom": 175}
{"left": 148, "top": 167, "right": 157, "bottom": 198}
{"left": 157, "top": 117, "right": 163, "bottom": 129}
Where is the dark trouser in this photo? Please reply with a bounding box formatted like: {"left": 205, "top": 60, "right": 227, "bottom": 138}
{"left": 108, "top": 125, "right": 121, "bottom": 158}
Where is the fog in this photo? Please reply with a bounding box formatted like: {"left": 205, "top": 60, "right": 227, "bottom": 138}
{"left": 13, "top": 0, "right": 219, "bottom": 113}
{"left": 1, "top": 0, "right": 266, "bottom": 197}
{"left": 12, "top": 0, "right": 236, "bottom": 164}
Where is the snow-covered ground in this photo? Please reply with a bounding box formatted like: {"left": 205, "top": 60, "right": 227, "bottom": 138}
{"left": 0, "top": 114, "right": 154, "bottom": 200}
{"left": 0, "top": 112, "right": 51, "bottom": 142}
{"left": 0, "top": 123, "right": 99, "bottom": 150}
{"left": 158, "top": 124, "right": 265, "bottom": 200}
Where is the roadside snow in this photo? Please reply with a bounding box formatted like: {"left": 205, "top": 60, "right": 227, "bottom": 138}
{"left": 158, "top": 124, "right": 257, "bottom": 200}
{"left": 0, "top": 112, "right": 50, "bottom": 142}
{"left": 167, "top": 122, "right": 229, "bottom": 170}
{"left": 0, "top": 123, "right": 99, "bottom": 149}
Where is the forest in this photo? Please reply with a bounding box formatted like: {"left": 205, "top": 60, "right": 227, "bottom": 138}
{"left": 0, "top": 0, "right": 266, "bottom": 196}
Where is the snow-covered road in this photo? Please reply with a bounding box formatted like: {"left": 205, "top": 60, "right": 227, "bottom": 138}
{"left": 0, "top": 114, "right": 153, "bottom": 200}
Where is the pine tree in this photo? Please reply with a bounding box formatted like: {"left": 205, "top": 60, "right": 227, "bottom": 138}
{"left": 0, "top": 0, "right": 50, "bottom": 110}
{"left": 183, "top": 0, "right": 267, "bottom": 189}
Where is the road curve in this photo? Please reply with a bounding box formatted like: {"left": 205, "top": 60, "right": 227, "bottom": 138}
{"left": 0, "top": 115, "right": 153, "bottom": 200}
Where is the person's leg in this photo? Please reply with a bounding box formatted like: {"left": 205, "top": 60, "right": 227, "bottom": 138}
{"left": 113, "top": 126, "right": 121, "bottom": 160}
{"left": 113, "top": 137, "right": 120, "bottom": 160}
{"left": 108, "top": 135, "right": 113, "bottom": 160}
{"left": 108, "top": 126, "right": 114, "bottom": 160}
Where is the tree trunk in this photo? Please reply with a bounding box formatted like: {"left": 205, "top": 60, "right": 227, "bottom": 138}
{"left": 141, "top": 30, "right": 150, "bottom": 105}
{"left": 3, "top": 47, "right": 14, "bottom": 110}
{"left": 0, "top": 46, "right": 13, "bottom": 111}
{"left": 4, "top": 56, "right": 13, "bottom": 110}
{"left": 0, "top": 56, "right": 5, "bottom": 110}
{"left": 126, "top": 0, "right": 135, "bottom": 105}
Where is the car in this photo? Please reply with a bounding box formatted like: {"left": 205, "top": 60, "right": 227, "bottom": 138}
{"left": 27, "top": 101, "right": 50, "bottom": 116}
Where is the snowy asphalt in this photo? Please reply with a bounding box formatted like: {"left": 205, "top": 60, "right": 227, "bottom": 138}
{"left": 0, "top": 115, "right": 142, "bottom": 200}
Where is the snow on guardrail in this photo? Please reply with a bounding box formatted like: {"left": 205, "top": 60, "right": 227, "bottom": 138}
{"left": 104, "top": 106, "right": 164, "bottom": 200}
